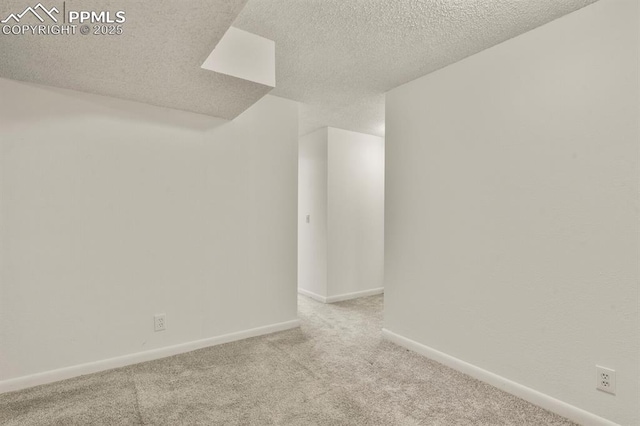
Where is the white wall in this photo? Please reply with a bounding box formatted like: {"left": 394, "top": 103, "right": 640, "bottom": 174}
{"left": 0, "top": 78, "right": 299, "bottom": 384}
{"left": 298, "top": 128, "right": 328, "bottom": 298}
{"left": 298, "top": 127, "right": 384, "bottom": 301}
{"left": 384, "top": 0, "right": 639, "bottom": 425}
{"left": 327, "top": 128, "right": 384, "bottom": 298}
{"left": 201, "top": 26, "right": 276, "bottom": 88}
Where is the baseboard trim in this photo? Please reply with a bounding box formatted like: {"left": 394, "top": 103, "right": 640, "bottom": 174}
{"left": 0, "top": 319, "right": 301, "bottom": 395}
{"left": 297, "top": 288, "right": 327, "bottom": 303}
{"left": 326, "top": 287, "right": 384, "bottom": 303}
{"left": 381, "top": 329, "right": 619, "bottom": 426}
{"left": 298, "top": 287, "right": 384, "bottom": 304}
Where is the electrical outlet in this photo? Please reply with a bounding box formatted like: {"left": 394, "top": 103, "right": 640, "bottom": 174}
{"left": 596, "top": 366, "right": 616, "bottom": 394}
{"left": 154, "top": 314, "right": 166, "bottom": 332}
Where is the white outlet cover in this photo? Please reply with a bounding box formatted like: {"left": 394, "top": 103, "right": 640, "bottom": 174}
{"left": 596, "top": 365, "right": 616, "bottom": 394}
{"left": 154, "top": 314, "right": 166, "bottom": 332}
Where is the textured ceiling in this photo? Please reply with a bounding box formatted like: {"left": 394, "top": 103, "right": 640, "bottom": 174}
{"left": 0, "top": 0, "right": 273, "bottom": 119}
{"left": 234, "top": 0, "right": 599, "bottom": 136}
{"left": 1, "top": 0, "right": 599, "bottom": 132}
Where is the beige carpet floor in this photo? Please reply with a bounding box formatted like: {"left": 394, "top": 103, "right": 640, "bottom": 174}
{"left": 0, "top": 295, "right": 575, "bottom": 425}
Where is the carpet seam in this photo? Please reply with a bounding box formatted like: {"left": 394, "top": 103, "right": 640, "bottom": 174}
{"left": 129, "top": 372, "right": 145, "bottom": 425}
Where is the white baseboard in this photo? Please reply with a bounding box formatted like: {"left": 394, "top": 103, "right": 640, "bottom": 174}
{"left": 298, "top": 287, "right": 384, "bottom": 304}
{"left": 326, "top": 287, "right": 384, "bottom": 303}
{"left": 381, "top": 329, "right": 619, "bottom": 426}
{"left": 297, "top": 287, "right": 328, "bottom": 303}
{"left": 0, "top": 319, "right": 301, "bottom": 395}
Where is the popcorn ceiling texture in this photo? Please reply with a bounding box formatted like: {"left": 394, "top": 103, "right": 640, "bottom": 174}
{"left": 0, "top": 0, "right": 598, "bottom": 131}
{"left": 0, "top": 0, "right": 272, "bottom": 120}
{"left": 234, "top": 0, "right": 599, "bottom": 136}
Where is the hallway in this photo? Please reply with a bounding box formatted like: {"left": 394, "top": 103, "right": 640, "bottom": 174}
{"left": 1, "top": 295, "right": 574, "bottom": 425}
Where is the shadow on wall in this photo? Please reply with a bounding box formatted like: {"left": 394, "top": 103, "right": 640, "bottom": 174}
{"left": 0, "top": 78, "right": 228, "bottom": 132}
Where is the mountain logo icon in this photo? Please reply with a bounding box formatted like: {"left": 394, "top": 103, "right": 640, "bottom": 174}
{"left": 1, "top": 3, "right": 59, "bottom": 24}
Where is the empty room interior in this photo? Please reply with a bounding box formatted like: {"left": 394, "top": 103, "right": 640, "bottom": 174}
{"left": 0, "top": 0, "right": 638, "bottom": 425}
